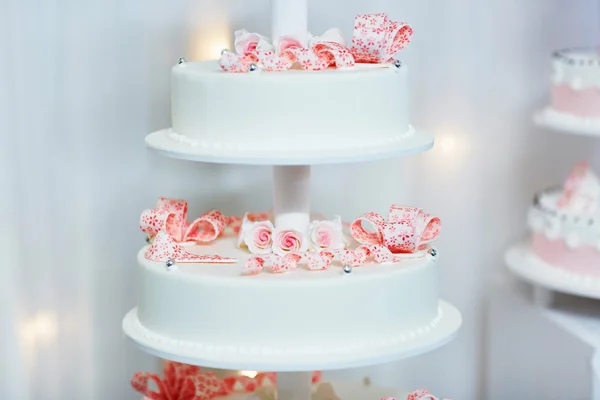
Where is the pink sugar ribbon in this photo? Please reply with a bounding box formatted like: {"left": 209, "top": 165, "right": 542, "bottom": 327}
{"left": 144, "top": 231, "right": 237, "bottom": 264}
{"left": 382, "top": 388, "right": 451, "bottom": 400}
{"left": 557, "top": 161, "right": 600, "bottom": 213}
{"left": 242, "top": 244, "right": 405, "bottom": 275}
{"left": 350, "top": 13, "right": 413, "bottom": 63}
{"left": 220, "top": 32, "right": 354, "bottom": 73}
{"left": 140, "top": 198, "right": 225, "bottom": 243}
{"left": 140, "top": 198, "right": 269, "bottom": 264}
{"left": 351, "top": 205, "right": 441, "bottom": 254}
{"left": 219, "top": 13, "right": 412, "bottom": 73}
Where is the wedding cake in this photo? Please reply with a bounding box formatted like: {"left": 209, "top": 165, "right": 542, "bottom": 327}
{"left": 123, "top": 6, "right": 461, "bottom": 400}
{"left": 528, "top": 162, "right": 600, "bottom": 276}
{"left": 535, "top": 49, "right": 600, "bottom": 131}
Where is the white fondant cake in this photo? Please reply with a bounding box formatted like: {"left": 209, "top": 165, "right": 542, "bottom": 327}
{"left": 134, "top": 236, "right": 439, "bottom": 359}
{"left": 170, "top": 61, "right": 412, "bottom": 153}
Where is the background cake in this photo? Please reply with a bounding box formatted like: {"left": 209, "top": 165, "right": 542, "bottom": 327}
{"left": 528, "top": 162, "right": 600, "bottom": 276}
{"left": 535, "top": 49, "right": 600, "bottom": 132}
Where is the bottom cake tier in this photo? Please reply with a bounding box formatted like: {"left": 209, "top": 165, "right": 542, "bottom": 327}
{"left": 124, "top": 236, "right": 461, "bottom": 369}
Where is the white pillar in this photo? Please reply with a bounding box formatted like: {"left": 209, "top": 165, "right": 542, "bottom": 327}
{"left": 271, "top": 0, "right": 308, "bottom": 46}
{"left": 277, "top": 371, "right": 312, "bottom": 400}
{"left": 273, "top": 166, "right": 310, "bottom": 232}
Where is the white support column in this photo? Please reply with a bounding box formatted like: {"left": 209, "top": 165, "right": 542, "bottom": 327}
{"left": 271, "top": 0, "right": 308, "bottom": 46}
{"left": 277, "top": 371, "right": 312, "bottom": 400}
{"left": 273, "top": 166, "right": 310, "bottom": 232}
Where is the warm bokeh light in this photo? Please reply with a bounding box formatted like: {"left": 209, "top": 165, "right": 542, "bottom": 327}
{"left": 437, "top": 134, "right": 457, "bottom": 153}
{"left": 189, "top": 21, "right": 232, "bottom": 61}
{"left": 239, "top": 370, "right": 258, "bottom": 378}
{"left": 19, "top": 310, "right": 59, "bottom": 345}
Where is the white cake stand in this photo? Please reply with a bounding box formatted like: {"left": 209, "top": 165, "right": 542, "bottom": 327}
{"left": 533, "top": 107, "right": 600, "bottom": 138}
{"left": 505, "top": 240, "right": 600, "bottom": 306}
{"left": 127, "top": 1, "right": 462, "bottom": 398}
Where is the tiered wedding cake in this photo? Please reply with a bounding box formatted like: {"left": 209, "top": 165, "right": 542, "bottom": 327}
{"left": 123, "top": 4, "right": 461, "bottom": 399}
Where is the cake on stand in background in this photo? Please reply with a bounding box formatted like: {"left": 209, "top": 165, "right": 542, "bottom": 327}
{"left": 506, "top": 162, "right": 600, "bottom": 303}
{"left": 122, "top": 3, "right": 462, "bottom": 399}
{"left": 534, "top": 49, "right": 600, "bottom": 137}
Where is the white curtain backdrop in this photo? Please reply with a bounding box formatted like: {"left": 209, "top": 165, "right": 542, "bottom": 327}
{"left": 2, "top": 0, "right": 600, "bottom": 399}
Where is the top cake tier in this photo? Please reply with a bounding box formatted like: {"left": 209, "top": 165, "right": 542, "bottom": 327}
{"left": 145, "top": 14, "right": 434, "bottom": 165}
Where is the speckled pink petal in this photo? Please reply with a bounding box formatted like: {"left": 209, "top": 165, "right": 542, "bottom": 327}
{"left": 351, "top": 13, "right": 413, "bottom": 63}
{"left": 144, "top": 231, "right": 237, "bottom": 264}
{"left": 243, "top": 256, "right": 265, "bottom": 275}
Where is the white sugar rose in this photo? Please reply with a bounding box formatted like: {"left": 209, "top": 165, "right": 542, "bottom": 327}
{"left": 237, "top": 215, "right": 274, "bottom": 254}
{"left": 308, "top": 216, "right": 344, "bottom": 251}
{"left": 272, "top": 228, "right": 306, "bottom": 255}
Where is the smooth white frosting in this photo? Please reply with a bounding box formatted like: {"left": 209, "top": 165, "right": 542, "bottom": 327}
{"left": 135, "top": 237, "right": 440, "bottom": 357}
{"left": 552, "top": 49, "right": 600, "bottom": 89}
{"left": 534, "top": 107, "right": 600, "bottom": 136}
{"left": 170, "top": 61, "right": 411, "bottom": 153}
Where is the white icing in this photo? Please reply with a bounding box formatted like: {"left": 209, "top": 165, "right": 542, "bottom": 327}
{"left": 551, "top": 49, "right": 600, "bottom": 89}
{"left": 170, "top": 61, "right": 412, "bottom": 153}
{"left": 528, "top": 189, "right": 600, "bottom": 248}
{"left": 167, "top": 126, "right": 416, "bottom": 152}
{"left": 134, "top": 237, "right": 441, "bottom": 357}
{"left": 533, "top": 107, "right": 600, "bottom": 137}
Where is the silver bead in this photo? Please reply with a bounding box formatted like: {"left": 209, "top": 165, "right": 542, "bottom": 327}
{"left": 427, "top": 248, "right": 438, "bottom": 261}
{"left": 165, "top": 259, "right": 176, "bottom": 270}
{"left": 343, "top": 265, "right": 352, "bottom": 273}
{"left": 177, "top": 57, "right": 186, "bottom": 65}
{"left": 220, "top": 48, "right": 230, "bottom": 55}
{"left": 249, "top": 63, "right": 258, "bottom": 72}
{"left": 145, "top": 235, "right": 152, "bottom": 244}
{"left": 394, "top": 59, "right": 402, "bottom": 68}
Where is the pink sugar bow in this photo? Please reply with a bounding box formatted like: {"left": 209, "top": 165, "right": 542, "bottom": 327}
{"left": 557, "top": 161, "right": 600, "bottom": 214}
{"left": 140, "top": 198, "right": 225, "bottom": 243}
{"left": 351, "top": 13, "right": 413, "bottom": 63}
{"left": 380, "top": 388, "right": 451, "bottom": 400}
{"left": 351, "top": 205, "right": 441, "bottom": 254}
{"left": 131, "top": 361, "right": 230, "bottom": 400}
{"left": 144, "top": 230, "right": 237, "bottom": 264}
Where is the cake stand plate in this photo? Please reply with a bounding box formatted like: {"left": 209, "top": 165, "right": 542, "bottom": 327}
{"left": 505, "top": 240, "right": 600, "bottom": 300}
{"left": 122, "top": 300, "right": 461, "bottom": 371}
{"left": 533, "top": 108, "right": 600, "bottom": 138}
{"left": 144, "top": 128, "right": 434, "bottom": 165}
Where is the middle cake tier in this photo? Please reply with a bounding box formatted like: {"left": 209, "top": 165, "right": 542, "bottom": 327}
{"left": 133, "top": 236, "right": 442, "bottom": 361}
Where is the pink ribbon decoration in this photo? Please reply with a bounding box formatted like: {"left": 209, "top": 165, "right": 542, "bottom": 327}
{"left": 350, "top": 13, "right": 413, "bottom": 64}
{"left": 219, "top": 28, "right": 355, "bottom": 73}
{"left": 381, "top": 388, "right": 450, "bottom": 400}
{"left": 140, "top": 198, "right": 225, "bottom": 243}
{"left": 242, "top": 244, "right": 404, "bottom": 275}
{"left": 557, "top": 161, "right": 600, "bottom": 214}
{"left": 351, "top": 205, "right": 441, "bottom": 254}
{"left": 145, "top": 231, "right": 237, "bottom": 264}
{"left": 223, "top": 371, "right": 321, "bottom": 393}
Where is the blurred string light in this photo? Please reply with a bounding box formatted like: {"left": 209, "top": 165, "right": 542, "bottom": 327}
{"left": 18, "top": 310, "right": 59, "bottom": 369}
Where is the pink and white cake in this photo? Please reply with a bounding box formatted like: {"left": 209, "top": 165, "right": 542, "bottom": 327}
{"left": 528, "top": 162, "right": 600, "bottom": 276}
{"left": 535, "top": 49, "right": 600, "bottom": 133}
